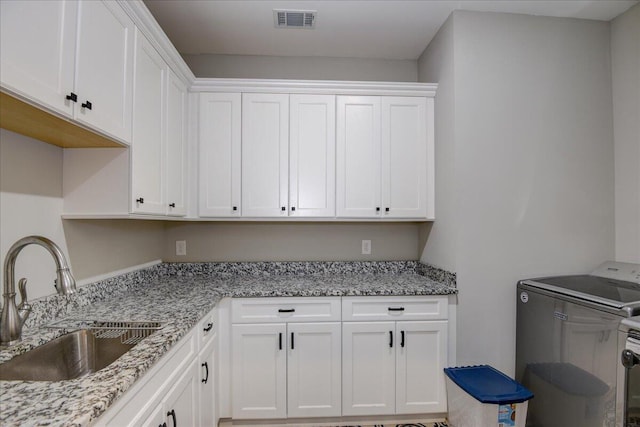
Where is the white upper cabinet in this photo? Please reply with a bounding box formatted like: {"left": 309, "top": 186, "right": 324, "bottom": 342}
{"left": 165, "top": 70, "right": 188, "bottom": 217}
{"left": 337, "top": 95, "right": 430, "bottom": 219}
{"left": 199, "top": 93, "right": 242, "bottom": 217}
{"left": 242, "top": 93, "right": 290, "bottom": 217}
{"left": 131, "top": 29, "right": 166, "bottom": 215}
{"left": 74, "top": 0, "right": 134, "bottom": 143}
{"left": 382, "top": 97, "right": 428, "bottom": 218}
{"left": 1, "top": 0, "right": 134, "bottom": 144}
{"left": 289, "top": 94, "right": 336, "bottom": 217}
{"left": 336, "top": 96, "right": 382, "bottom": 218}
{"left": 0, "top": 0, "right": 76, "bottom": 116}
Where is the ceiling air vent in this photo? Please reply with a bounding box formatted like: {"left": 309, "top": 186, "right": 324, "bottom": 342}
{"left": 274, "top": 9, "right": 316, "bottom": 29}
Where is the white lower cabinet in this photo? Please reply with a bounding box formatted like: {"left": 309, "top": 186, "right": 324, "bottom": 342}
{"left": 141, "top": 362, "right": 199, "bottom": 427}
{"left": 231, "top": 321, "right": 342, "bottom": 419}
{"left": 97, "top": 307, "right": 218, "bottom": 427}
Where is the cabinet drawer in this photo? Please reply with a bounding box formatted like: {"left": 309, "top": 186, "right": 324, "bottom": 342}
{"left": 198, "top": 306, "right": 217, "bottom": 349}
{"left": 231, "top": 297, "right": 341, "bottom": 323}
{"left": 342, "top": 296, "right": 448, "bottom": 321}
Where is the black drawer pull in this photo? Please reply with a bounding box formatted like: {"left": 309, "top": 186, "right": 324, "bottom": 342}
{"left": 169, "top": 203, "right": 176, "bottom": 208}
{"left": 278, "top": 308, "right": 295, "bottom": 313}
{"left": 279, "top": 332, "right": 283, "bottom": 350}
{"left": 233, "top": 206, "right": 238, "bottom": 211}
{"left": 376, "top": 207, "right": 381, "bottom": 212}
{"left": 66, "top": 92, "right": 77, "bottom": 102}
{"left": 81, "top": 100, "right": 92, "bottom": 110}
{"left": 388, "top": 307, "right": 405, "bottom": 311}
{"left": 389, "top": 330, "right": 393, "bottom": 348}
{"left": 203, "top": 323, "right": 213, "bottom": 332}
{"left": 401, "top": 330, "right": 405, "bottom": 348}
{"left": 385, "top": 207, "right": 390, "bottom": 212}
{"left": 167, "top": 409, "right": 177, "bottom": 427}
{"left": 291, "top": 206, "right": 296, "bottom": 211}
{"left": 281, "top": 206, "right": 286, "bottom": 211}
{"left": 291, "top": 332, "right": 295, "bottom": 350}
{"left": 136, "top": 197, "right": 144, "bottom": 204}
{"left": 202, "top": 362, "right": 209, "bottom": 383}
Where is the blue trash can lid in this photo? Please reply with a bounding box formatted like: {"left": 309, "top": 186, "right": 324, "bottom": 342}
{"left": 444, "top": 365, "right": 534, "bottom": 404}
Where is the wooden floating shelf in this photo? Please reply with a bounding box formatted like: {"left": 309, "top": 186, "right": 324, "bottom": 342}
{"left": 0, "top": 91, "right": 124, "bottom": 148}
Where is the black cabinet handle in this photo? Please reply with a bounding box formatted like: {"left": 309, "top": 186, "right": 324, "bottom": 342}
{"left": 203, "top": 323, "right": 213, "bottom": 332}
{"left": 233, "top": 206, "right": 238, "bottom": 211}
{"left": 385, "top": 207, "right": 390, "bottom": 212}
{"left": 376, "top": 207, "right": 381, "bottom": 212}
{"left": 279, "top": 332, "right": 283, "bottom": 350}
{"left": 136, "top": 198, "right": 144, "bottom": 204}
{"left": 291, "top": 207, "right": 296, "bottom": 211}
{"left": 169, "top": 203, "right": 176, "bottom": 208}
{"left": 66, "top": 92, "right": 77, "bottom": 102}
{"left": 389, "top": 331, "right": 393, "bottom": 348}
{"left": 159, "top": 423, "right": 166, "bottom": 427}
{"left": 167, "top": 409, "right": 176, "bottom": 427}
{"left": 81, "top": 100, "right": 92, "bottom": 110}
{"left": 278, "top": 308, "right": 295, "bottom": 313}
{"left": 388, "top": 307, "right": 405, "bottom": 311}
{"left": 291, "top": 332, "right": 294, "bottom": 350}
{"left": 281, "top": 206, "right": 286, "bottom": 211}
{"left": 401, "top": 330, "right": 405, "bottom": 348}
{"left": 202, "top": 362, "right": 209, "bottom": 384}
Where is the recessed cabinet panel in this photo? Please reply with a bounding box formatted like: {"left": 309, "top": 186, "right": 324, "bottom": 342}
{"left": 242, "top": 93, "right": 289, "bottom": 217}
{"left": 342, "top": 321, "right": 396, "bottom": 416}
{"left": 74, "top": 0, "right": 133, "bottom": 142}
{"left": 131, "top": 30, "right": 165, "bottom": 215}
{"left": 336, "top": 96, "right": 382, "bottom": 217}
{"left": 287, "top": 322, "right": 342, "bottom": 417}
{"left": 199, "top": 93, "right": 241, "bottom": 217}
{"left": 395, "top": 321, "right": 447, "bottom": 414}
{"left": 289, "top": 94, "right": 336, "bottom": 217}
{"left": 382, "top": 97, "right": 427, "bottom": 218}
{"left": 232, "top": 323, "right": 287, "bottom": 419}
{"left": 0, "top": 0, "right": 76, "bottom": 116}
{"left": 165, "top": 70, "right": 187, "bottom": 216}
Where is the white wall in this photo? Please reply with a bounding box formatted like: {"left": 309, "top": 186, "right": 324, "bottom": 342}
{"left": 418, "top": 11, "right": 615, "bottom": 375}
{"left": 0, "top": 130, "right": 69, "bottom": 299}
{"left": 0, "top": 130, "right": 165, "bottom": 300}
{"left": 611, "top": 3, "right": 640, "bottom": 263}
{"left": 182, "top": 53, "right": 418, "bottom": 81}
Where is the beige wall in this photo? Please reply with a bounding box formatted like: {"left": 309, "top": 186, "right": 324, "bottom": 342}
{"left": 611, "top": 3, "right": 640, "bottom": 263}
{"left": 418, "top": 11, "right": 615, "bottom": 375}
{"left": 182, "top": 54, "right": 418, "bottom": 81}
{"left": 0, "top": 130, "right": 165, "bottom": 299}
{"left": 163, "top": 222, "right": 420, "bottom": 262}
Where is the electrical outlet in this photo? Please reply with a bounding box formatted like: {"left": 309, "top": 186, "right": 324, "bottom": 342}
{"left": 362, "top": 240, "right": 371, "bottom": 255}
{"left": 176, "top": 240, "right": 187, "bottom": 256}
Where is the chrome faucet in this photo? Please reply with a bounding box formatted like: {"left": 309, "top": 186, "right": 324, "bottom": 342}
{"left": 1, "top": 236, "right": 76, "bottom": 346}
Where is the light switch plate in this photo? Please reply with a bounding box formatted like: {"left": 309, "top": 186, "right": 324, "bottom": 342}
{"left": 176, "top": 240, "right": 187, "bottom": 256}
{"left": 362, "top": 240, "right": 371, "bottom": 255}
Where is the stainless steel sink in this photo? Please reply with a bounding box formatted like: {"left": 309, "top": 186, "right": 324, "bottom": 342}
{"left": 0, "top": 321, "right": 162, "bottom": 381}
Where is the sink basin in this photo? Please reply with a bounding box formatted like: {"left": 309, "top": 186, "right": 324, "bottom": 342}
{"left": 0, "top": 322, "right": 161, "bottom": 381}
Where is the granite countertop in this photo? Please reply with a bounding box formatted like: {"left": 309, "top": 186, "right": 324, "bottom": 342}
{"left": 0, "top": 262, "right": 456, "bottom": 427}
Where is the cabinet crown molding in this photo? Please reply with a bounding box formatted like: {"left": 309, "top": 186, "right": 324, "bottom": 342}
{"left": 191, "top": 78, "right": 438, "bottom": 97}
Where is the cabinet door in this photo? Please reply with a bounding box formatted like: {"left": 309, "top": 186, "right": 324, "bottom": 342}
{"left": 381, "top": 97, "right": 427, "bottom": 218}
{"left": 336, "top": 96, "right": 382, "bottom": 218}
{"left": 0, "top": 0, "right": 76, "bottom": 116}
{"left": 395, "top": 321, "right": 448, "bottom": 414}
{"left": 242, "top": 93, "right": 289, "bottom": 217}
{"left": 289, "top": 94, "right": 336, "bottom": 217}
{"left": 165, "top": 70, "right": 188, "bottom": 217}
{"left": 74, "top": 0, "right": 134, "bottom": 142}
{"left": 287, "top": 322, "right": 341, "bottom": 417}
{"left": 232, "top": 323, "right": 287, "bottom": 419}
{"left": 198, "top": 336, "right": 217, "bottom": 427}
{"left": 342, "top": 321, "right": 395, "bottom": 416}
{"left": 163, "top": 361, "right": 198, "bottom": 427}
{"left": 199, "top": 93, "right": 241, "bottom": 217}
{"left": 131, "top": 29, "right": 166, "bottom": 215}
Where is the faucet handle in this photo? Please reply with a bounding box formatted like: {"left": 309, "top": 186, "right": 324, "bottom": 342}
{"left": 17, "top": 278, "right": 30, "bottom": 310}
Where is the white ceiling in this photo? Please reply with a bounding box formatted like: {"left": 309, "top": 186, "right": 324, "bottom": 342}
{"left": 144, "top": 0, "right": 638, "bottom": 60}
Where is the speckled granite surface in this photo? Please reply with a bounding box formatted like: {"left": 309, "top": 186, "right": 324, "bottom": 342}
{"left": 0, "top": 262, "right": 456, "bottom": 427}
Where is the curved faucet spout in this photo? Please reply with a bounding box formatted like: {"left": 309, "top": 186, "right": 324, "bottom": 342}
{"left": 1, "top": 236, "right": 76, "bottom": 346}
